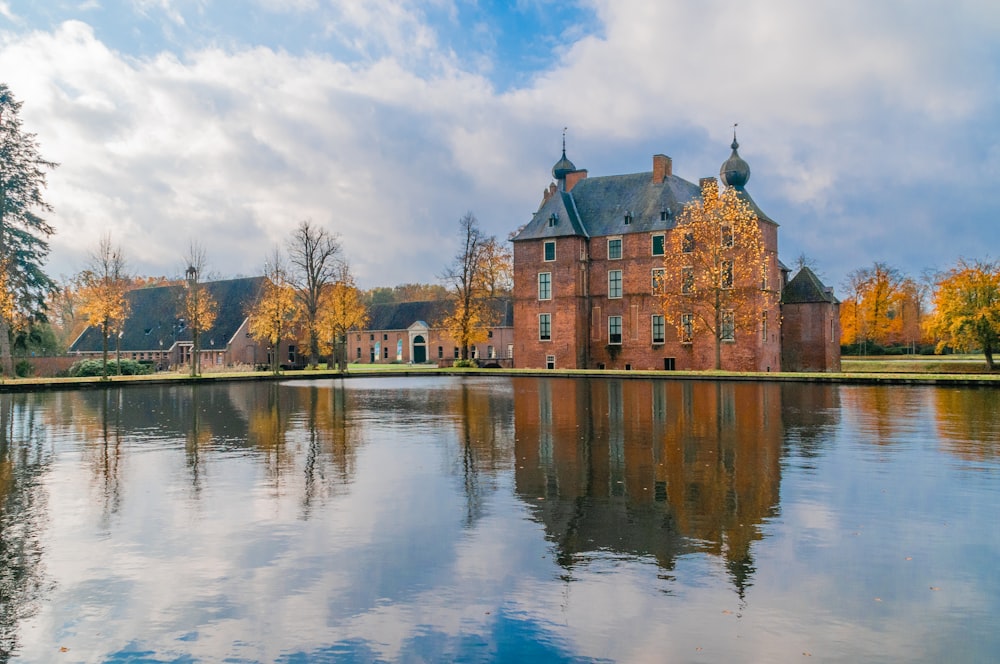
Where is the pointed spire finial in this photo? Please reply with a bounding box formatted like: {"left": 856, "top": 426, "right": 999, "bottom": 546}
{"left": 732, "top": 123, "right": 739, "bottom": 150}
{"left": 552, "top": 127, "right": 576, "bottom": 182}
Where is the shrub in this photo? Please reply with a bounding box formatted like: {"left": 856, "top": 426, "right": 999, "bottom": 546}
{"left": 68, "top": 358, "right": 155, "bottom": 377}
{"left": 452, "top": 359, "right": 477, "bottom": 368}
{"left": 15, "top": 359, "right": 34, "bottom": 378}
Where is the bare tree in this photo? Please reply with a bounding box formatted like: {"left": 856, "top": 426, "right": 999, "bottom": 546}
{"left": 287, "top": 220, "right": 342, "bottom": 368}
{"left": 440, "top": 212, "right": 502, "bottom": 363}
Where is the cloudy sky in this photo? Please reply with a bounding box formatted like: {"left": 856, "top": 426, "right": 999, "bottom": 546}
{"left": 1, "top": 0, "right": 997, "bottom": 291}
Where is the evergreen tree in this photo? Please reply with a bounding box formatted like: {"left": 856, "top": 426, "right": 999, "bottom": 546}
{"left": 0, "top": 84, "right": 58, "bottom": 375}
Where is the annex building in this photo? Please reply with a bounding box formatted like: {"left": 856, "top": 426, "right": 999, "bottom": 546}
{"left": 511, "top": 137, "right": 840, "bottom": 372}
{"left": 69, "top": 277, "right": 299, "bottom": 370}
{"left": 357, "top": 299, "right": 514, "bottom": 366}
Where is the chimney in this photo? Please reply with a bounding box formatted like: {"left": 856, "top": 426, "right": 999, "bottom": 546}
{"left": 699, "top": 176, "right": 718, "bottom": 198}
{"left": 652, "top": 154, "right": 672, "bottom": 182}
{"left": 565, "top": 169, "right": 588, "bottom": 192}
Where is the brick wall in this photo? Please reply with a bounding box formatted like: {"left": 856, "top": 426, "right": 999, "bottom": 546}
{"left": 781, "top": 301, "right": 841, "bottom": 372}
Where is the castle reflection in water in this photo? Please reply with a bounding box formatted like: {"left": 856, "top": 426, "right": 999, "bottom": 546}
{"left": 512, "top": 378, "right": 838, "bottom": 593}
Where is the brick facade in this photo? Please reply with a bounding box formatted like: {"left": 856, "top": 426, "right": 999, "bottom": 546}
{"left": 512, "top": 140, "right": 836, "bottom": 372}
{"left": 360, "top": 299, "right": 514, "bottom": 366}
{"left": 780, "top": 267, "right": 842, "bottom": 371}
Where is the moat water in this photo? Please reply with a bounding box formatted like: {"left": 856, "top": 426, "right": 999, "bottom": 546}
{"left": 1, "top": 376, "right": 997, "bottom": 663}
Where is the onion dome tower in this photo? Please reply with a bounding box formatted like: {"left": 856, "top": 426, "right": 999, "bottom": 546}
{"left": 720, "top": 128, "right": 751, "bottom": 190}
{"left": 552, "top": 129, "right": 576, "bottom": 187}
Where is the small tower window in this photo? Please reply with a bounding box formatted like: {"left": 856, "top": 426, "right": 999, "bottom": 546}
{"left": 624, "top": 211, "right": 632, "bottom": 225}
{"left": 548, "top": 213, "right": 558, "bottom": 227}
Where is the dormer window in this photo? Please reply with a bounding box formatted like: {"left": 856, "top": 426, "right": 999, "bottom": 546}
{"left": 548, "top": 213, "right": 558, "bottom": 227}
{"left": 660, "top": 208, "right": 670, "bottom": 221}
{"left": 624, "top": 211, "right": 632, "bottom": 225}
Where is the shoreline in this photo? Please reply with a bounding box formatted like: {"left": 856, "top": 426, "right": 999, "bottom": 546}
{"left": 3, "top": 365, "right": 998, "bottom": 393}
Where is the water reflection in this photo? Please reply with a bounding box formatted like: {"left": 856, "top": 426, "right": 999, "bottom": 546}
{"left": 0, "top": 395, "right": 52, "bottom": 661}
{"left": 0, "top": 377, "right": 996, "bottom": 662}
{"left": 934, "top": 388, "right": 1000, "bottom": 465}
{"left": 513, "top": 378, "right": 783, "bottom": 597}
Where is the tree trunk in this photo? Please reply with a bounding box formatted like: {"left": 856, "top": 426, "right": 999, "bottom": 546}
{"left": 0, "top": 319, "right": 12, "bottom": 377}
{"left": 101, "top": 321, "right": 109, "bottom": 379}
{"left": 714, "top": 290, "right": 722, "bottom": 370}
{"left": 308, "top": 326, "right": 319, "bottom": 368}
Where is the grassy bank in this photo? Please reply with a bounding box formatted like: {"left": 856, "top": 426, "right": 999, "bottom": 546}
{"left": 2, "top": 357, "right": 998, "bottom": 393}
{"left": 841, "top": 354, "right": 992, "bottom": 374}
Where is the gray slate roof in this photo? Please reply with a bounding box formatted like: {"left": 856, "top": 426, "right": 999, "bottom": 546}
{"left": 367, "top": 298, "right": 514, "bottom": 331}
{"left": 513, "top": 144, "right": 783, "bottom": 243}
{"left": 781, "top": 267, "right": 839, "bottom": 304}
{"left": 512, "top": 170, "right": 701, "bottom": 242}
{"left": 70, "top": 277, "right": 266, "bottom": 352}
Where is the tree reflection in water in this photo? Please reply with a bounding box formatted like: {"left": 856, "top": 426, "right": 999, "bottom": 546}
{"left": 0, "top": 395, "right": 51, "bottom": 661}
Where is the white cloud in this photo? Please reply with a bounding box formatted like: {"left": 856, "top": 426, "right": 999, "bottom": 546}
{"left": 0, "top": 1, "right": 16, "bottom": 22}
{"left": 0, "top": 0, "right": 998, "bottom": 289}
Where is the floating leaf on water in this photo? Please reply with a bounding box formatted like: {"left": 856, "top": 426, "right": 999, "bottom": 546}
{"left": 930, "top": 586, "right": 941, "bottom": 591}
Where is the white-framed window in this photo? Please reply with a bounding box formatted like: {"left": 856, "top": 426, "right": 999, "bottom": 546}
{"left": 651, "top": 268, "right": 664, "bottom": 294}
{"left": 608, "top": 269, "right": 623, "bottom": 298}
{"left": 539, "top": 313, "right": 551, "bottom": 341}
{"left": 608, "top": 316, "right": 623, "bottom": 344}
{"left": 721, "top": 225, "right": 733, "bottom": 248}
{"left": 721, "top": 260, "right": 734, "bottom": 289}
{"left": 722, "top": 310, "right": 735, "bottom": 341}
{"left": 544, "top": 240, "right": 556, "bottom": 261}
{"left": 652, "top": 234, "right": 665, "bottom": 256}
{"left": 652, "top": 315, "right": 665, "bottom": 344}
{"left": 682, "top": 232, "right": 694, "bottom": 253}
{"left": 681, "top": 313, "right": 694, "bottom": 343}
{"left": 538, "top": 272, "right": 552, "bottom": 300}
{"left": 762, "top": 311, "right": 768, "bottom": 342}
{"left": 546, "top": 355, "right": 556, "bottom": 369}
{"left": 608, "top": 237, "right": 623, "bottom": 260}
{"left": 682, "top": 267, "right": 694, "bottom": 295}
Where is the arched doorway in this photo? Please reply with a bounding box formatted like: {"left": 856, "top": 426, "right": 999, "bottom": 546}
{"left": 412, "top": 334, "right": 427, "bottom": 363}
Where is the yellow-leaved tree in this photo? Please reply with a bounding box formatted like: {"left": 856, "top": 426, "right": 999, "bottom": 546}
{"left": 439, "top": 212, "right": 510, "bottom": 364}
{"left": 661, "top": 178, "right": 769, "bottom": 370}
{"left": 838, "top": 262, "right": 908, "bottom": 351}
{"left": 928, "top": 258, "right": 1000, "bottom": 370}
{"left": 317, "top": 261, "right": 368, "bottom": 372}
{"left": 247, "top": 250, "right": 300, "bottom": 374}
{"left": 76, "top": 235, "right": 130, "bottom": 379}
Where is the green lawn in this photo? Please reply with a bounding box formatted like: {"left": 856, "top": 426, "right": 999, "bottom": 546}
{"left": 841, "top": 354, "right": 992, "bottom": 374}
